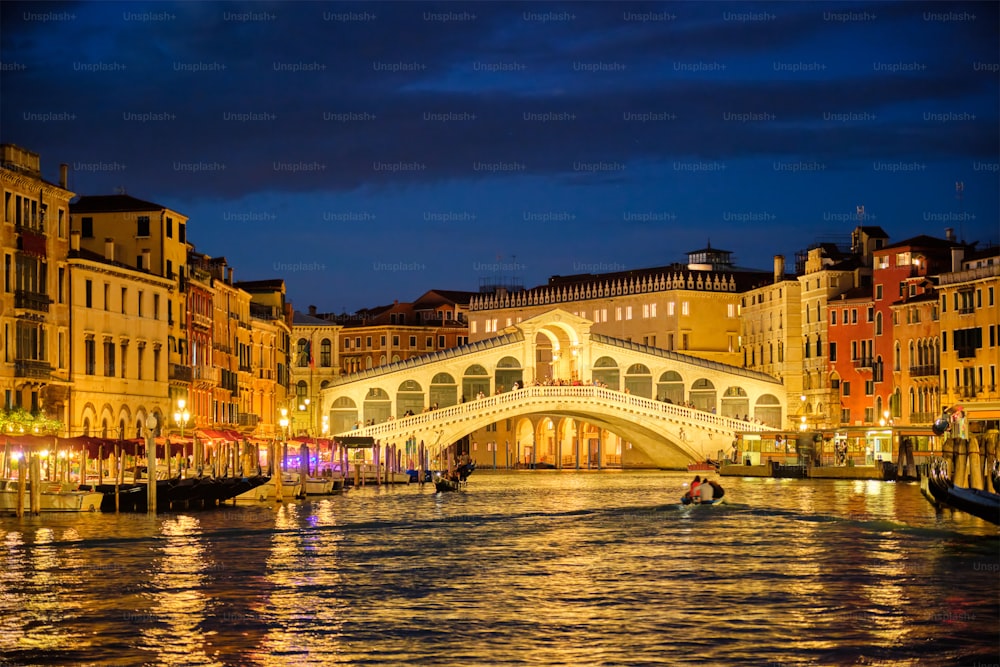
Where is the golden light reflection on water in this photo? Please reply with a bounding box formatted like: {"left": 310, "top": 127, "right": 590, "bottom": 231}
{"left": 253, "top": 502, "right": 347, "bottom": 666}
{"left": 142, "top": 514, "right": 223, "bottom": 667}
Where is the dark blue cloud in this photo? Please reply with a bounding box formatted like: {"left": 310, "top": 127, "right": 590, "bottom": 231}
{"left": 2, "top": 1, "right": 997, "bottom": 310}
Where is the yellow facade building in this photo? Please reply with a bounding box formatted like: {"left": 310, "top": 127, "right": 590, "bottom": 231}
{"left": 70, "top": 194, "right": 191, "bottom": 410}
{"left": 236, "top": 280, "right": 293, "bottom": 439}
{"left": 66, "top": 234, "right": 173, "bottom": 437}
{"left": 739, "top": 256, "right": 803, "bottom": 428}
{"left": 937, "top": 247, "right": 1000, "bottom": 425}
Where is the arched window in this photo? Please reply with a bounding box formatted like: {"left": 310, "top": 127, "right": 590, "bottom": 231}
{"left": 875, "top": 312, "right": 883, "bottom": 336}
{"left": 296, "top": 338, "right": 308, "bottom": 367}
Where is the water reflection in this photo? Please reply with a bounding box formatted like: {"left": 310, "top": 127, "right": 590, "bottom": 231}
{"left": 142, "top": 514, "right": 221, "bottom": 666}
{"left": 252, "top": 502, "right": 346, "bottom": 665}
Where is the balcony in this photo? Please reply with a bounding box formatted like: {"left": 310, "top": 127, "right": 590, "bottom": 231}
{"left": 956, "top": 347, "right": 978, "bottom": 360}
{"left": 909, "top": 364, "right": 939, "bottom": 377}
{"left": 191, "top": 312, "right": 212, "bottom": 330}
{"left": 168, "top": 363, "right": 192, "bottom": 383}
{"left": 909, "top": 412, "right": 935, "bottom": 424}
{"left": 238, "top": 363, "right": 252, "bottom": 373}
{"left": 213, "top": 343, "right": 233, "bottom": 355}
{"left": 192, "top": 365, "right": 216, "bottom": 385}
{"left": 14, "top": 289, "right": 51, "bottom": 312}
{"left": 258, "top": 368, "right": 273, "bottom": 380}
{"left": 238, "top": 413, "right": 260, "bottom": 427}
{"left": 853, "top": 357, "right": 874, "bottom": 369}
{"left": 14, "top": 359, "right": 51, "bottom": 378}
{"left": 958, "top": 386, "right": 982, "bottom": 399}
{"left": 957, "top": 306, "right": 974, "bottom": 315}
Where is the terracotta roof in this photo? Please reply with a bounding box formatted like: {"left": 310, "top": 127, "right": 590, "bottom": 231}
{"left": 70, "top": 194, "right": 168, "bottom": 213}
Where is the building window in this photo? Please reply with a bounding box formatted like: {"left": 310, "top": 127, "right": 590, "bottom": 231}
{"left": 680, "top": 302, "right": 689, "bottom": 316}
{"left": 104, "top": 340, "right": 115, "bottom": 376}
{"left": 876, "top": 284, "right": 883, "bottom": 300}
{"left": 393, "top": 335, "right": 400, "bottom": 346}
{"left": 320, "top": 339, "right": 331, "bottom": 366}
{"left": 438, "top": 335, "right": 445, "bottom": 348}
{"left": 842, "top": 381, "right": 850, "bottom": 396}
{"left": 137, "top": 346, "right": 144, "bottom": 380}
{"left": 865, "top": 380, "right": 874, "bottom": 396}
{"left": 829, "top": 341, "right": 837, "bottom": 362}
{"left": 85, "top": 339, "right": 96, "bottom": 375}
{"left": 426, "top": 336, "right": 433, "bottom": 348}
{"left": 831, "top": 310, "right": 837, "bottom": 325}
{"left": 166, "top": 217, "right": 173, "bottom": 238}
{"left": 120, "top": 342, "right": 128, "bottom": 378}
{"left": 626, "top": 306, "right": 633, "bottom": 320}
{"left": 344, "top": 338, "right": 350, "bottom": 350}
{"left": 137, "top": 216, "right": 150, "bottom": 237}
{"left": 366, "top": 336, "right": 372, "bottom": 348}
{"left": 85, "top": 279, "right": 93, "bottom": 308}
{"left": 153, "top": 347, "right": 160, "bottom": 381}
{"left": 121, "top": 287, "right": 127, "bottom": 314}
{"left": 103, "top": 283, "right": 109, "bottom": 311}
{"left": 81, "top": 217, "right": 94, "bottom": 238}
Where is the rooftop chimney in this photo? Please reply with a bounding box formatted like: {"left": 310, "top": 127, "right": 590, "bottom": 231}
{"left": 945, "top": 227, "right": 955, "bottom": 242}
{"left": 308, "top": 305, "right": 317, "bottom": 316}
{"left": 226, "top": 267, "right": 233, "bottom": 284}
{"left": 104, "top": 238, "right": 115, "bottom": 261}
{"left": 59, "top": 163, "right": 68, "bottom": 189}
{"left": 951, "top": 246, "right": 965, "bottom": 273}
{"left": 70, "top": 230, "right": 81, "bottom": 252}
{"left": 773, "top": 255, "right": 785, "bottom": 284}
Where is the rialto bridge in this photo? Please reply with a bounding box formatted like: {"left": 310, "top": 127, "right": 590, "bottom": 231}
{"left": 319, "top": 310, "right": 783, "bottom": 468}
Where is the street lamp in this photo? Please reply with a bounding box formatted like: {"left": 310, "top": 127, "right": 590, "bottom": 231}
{"left": 173, "top": 399, "right": 190, "bottom": 438}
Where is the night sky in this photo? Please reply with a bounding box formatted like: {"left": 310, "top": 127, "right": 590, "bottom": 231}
{"left": 2, "top": 1, "right": 998, "bottom": 312}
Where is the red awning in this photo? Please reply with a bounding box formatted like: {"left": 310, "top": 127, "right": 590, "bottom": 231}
{"left": 196, "top": 429, "right": 243, "bottom": 442}
{"left": 20, "top": 230, "right": 47, "bottom": 258}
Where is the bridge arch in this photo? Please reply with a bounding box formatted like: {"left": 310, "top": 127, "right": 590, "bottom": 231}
{"left": 755, "top": 394, "right": 781, "bottom": 426}
{"left": 463, "top": 364, "right": 490, "bottom": 400}
{"left": 495, "top": 356, "right": 523, "bottom": 393}
{"left": 657, "top": 371, "right": 684, "bottom": 403}
{"left": 689, "top": 378, "right": 717, "bottom": 412}
{"left": 592, "top": 356, "right": 620, "bottom": 389}
{"left": 721, "top": 386, "right": 749, "bottom": 419}
{"left": 331, "top": 396, "right": 358, "bottom": 433}
{"left": 397, "top": 379, "right": 424, "bottom": 417}
{"left": 624, "top": 363, "right": 652, "bottom": 398}
{"left": 430, "top": 372, "right": 458, "bottom": 408}
{"left": 364, "top": 387, "right": 391, "bottom": 424}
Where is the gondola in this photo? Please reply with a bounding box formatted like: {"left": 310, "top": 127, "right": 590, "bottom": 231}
{"left": 920, "top": 458, "right": 1000, "bottom": 525}
{"left": 434, "top": 462, "right": 475, "bottom": 492}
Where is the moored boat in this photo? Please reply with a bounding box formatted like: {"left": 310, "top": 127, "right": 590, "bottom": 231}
{"left": 920, "top": 458, "right": 1000, "bottom": 525}
{"left": 687, "top": 460, "right": 718, "bottom": 472}
{"left": 0, "top": 480, "right": 104, "bottom": 514}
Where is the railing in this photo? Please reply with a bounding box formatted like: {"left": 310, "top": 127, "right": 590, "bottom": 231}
{"left": 191, "top": 312, "right": 212, "bottom": 329}
{"left": 14, "top": 289, "right": 51, "bottom": 312}
{"left": 956, "top": 347, "right": 978, "bottom": 360}
{"left": 338, "top": 384, "right": 780, "bottom": 442}
{"left": 328, "top": 331, "right": 525, "bottom": 387}
{"left": 853, "top": 357, "right": 874, "bottom": 369}
{"left": 238, "top": 413, "right": 259, "bottom": 427}
{"left": 908, "top": 364, "right": 939, "bottom": 377}
{"left": 192, "top": 365, "right": 216, "bottom": 382}
{"left": 957, "top": 306, "right": 974, "bottom": 315}
{"left": 14, "top": 359, "right": 51, "bottom": 378}
{"left": 909, "top": 412, "right": 935, "bottom": 424}
{"left": 168, "top": 363, "right": 192, "bottom": 382}
{"left": 591, "top": 334, "right": 782, "bottom": 385}
{"left": 213, "top": 343, "right": 233, "bottom": 354}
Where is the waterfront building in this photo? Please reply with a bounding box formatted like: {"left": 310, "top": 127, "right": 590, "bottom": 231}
{"left": 0, "top": 144, "right": 74, "bottom": 426}
{"left": 69, "top": 193, "right": 191, "bottom": 410}
{"left": 889, "top": 285, "right": 941, "bottom": 427}
{"left": 870, "top": 233, "right": 961, "bottom": 425}
{"left": 66, "top": 234, "right": 173, "bottom": 436}
{"left": 936, "top": 245, "right": 1000, "bottom": 426}
{"left": 796, "top": 225, "right": 886, "bottom": 427}
{"left": 318, "top": 290, "right": 473, "bottom": 375}
{"left": 739, "top": 255, "right": 803, "bottom": 428}
{"left": 827, "top": 287, "right": 875, "bottom": 426}
{"left": 289, "top": 307, "right": 342, "bottom": 436}
{"left": 235, "top": 279, "right": 293, "bottom": 439}
{"left": 468, "top": 245, "right": 770, "bottom": 367}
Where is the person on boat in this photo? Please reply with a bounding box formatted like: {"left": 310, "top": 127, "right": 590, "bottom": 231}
{"left": 695, "top": 477, "right": 716, "bottom": 503}
{"left": 707, "top": 479, "right": 725, "bottom": 500}
{"left": 683, "top": 475, "right": 701, "bottom": 503}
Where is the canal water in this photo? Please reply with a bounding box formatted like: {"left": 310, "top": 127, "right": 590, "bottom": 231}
{"left": 1, "top": 471, "right": 997, "bottom": 666}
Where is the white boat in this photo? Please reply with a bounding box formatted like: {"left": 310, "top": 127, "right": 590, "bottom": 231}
{"left": 0, "top": 480, "right": 104, "bottom": 514}
{"left": 234, "top": 473, "right": 304, "bottom": 502}
{"left": 305, "top": 477, "right": 334, "bottom": 495}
